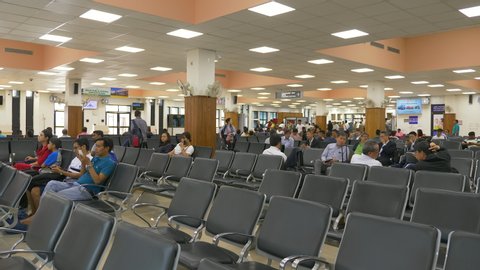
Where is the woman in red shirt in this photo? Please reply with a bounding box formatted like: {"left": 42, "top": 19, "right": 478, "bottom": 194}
{"left": 14, "top": 129, "right": 53, "bottom": 171}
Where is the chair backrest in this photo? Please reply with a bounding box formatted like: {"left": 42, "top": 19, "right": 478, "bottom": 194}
{"left": 448, "top": 149, "right": 474, "bottom": 159}
{"left": 258, "top": 169, "right": 301, "bottom": 202}
{"left": 410, "top": 170, "right": 465, "bottom": 205}
{"left": 0, "top": 170, "right": 31, "bottom": 208}
{"left": 164, "top": 156, "right": 192, "bottom": 179}
{"left": 256, "top": 197, "right": 332, "bottom": 262}
{"left": 411, "top": 189, "right": 480, "bottom": 242}
{"left": 367, "top": 166, "right": 413, "bottom": 187}
{"left": 0, "top": 164, "right": 16, "bottom": 196}
{"left": 214, "top": 150, "right": 234, "bottom": 174}
{"left": 60, "top": 139, "right": 74, "bottom": 151}
{"left": 167, "top": 178, "right": 217, "bottom": 228}
{"left": 299, "top": 175, "right": 349, "bottom": 217}
{"left": 53, "top": 204, "right": 115, "bottom": 270}
{"left": 443, "top": 231, "right": 480, "bottom": 270}
{"left": 336, "top": 212, "right": 440, "bottom": 270}
{"left": 0, "top": 141, "right": 10, "bottom": 162}
{"left": 443, "top": 141, "right": 462, "bottom": 150}
{"left": 109, "top": 136, "right": 121, "bottom": 146}
{"left": 102, "top": 222, "right": 180, "bottom": 270}
{"left": 59, "top": 149, "right": 75, "bottom": 171}
{"left": 107, "top": 163, "right": 139, "bottom": 193}
{"left": 146, "top": 138, "right": 158, "bottom": 149}
{"left": 134, "top": 149, "right": 154, "bottom": 169}
{"left": 234, "top": 141, "right": 250, "bottom": 152}
{"left": 10, "top": 140, "right": 37, "bottom": 161}
{"left": 347, "top": 181, "right": 408, "bottom": 219}
{"left": 188, "top": 158, "right": 218, "bottom": 182}
{"left": 26, "top": 193, "right": 73, "bottom": 254}
{"left": 228, "top": 152, "right": 257, "bottom": 176}
{"left": 302, "top": 148, "right": 324, "bottom": 167}
{"left": 329, "top": 163, "right": 368, "bottom": 182}
{"left": 248, "top": 142, "right": 267, "bottom": 155}
{"left": 113, "top": 146, "right": 126, "bottom": 162}
{"left": 251, "top": 154, "right": 283, "bottom": 179}
{"left": 121, "top": 147, "right": 140, "bottom": 164}
{"left": 450, "top": 157, "right": 474, "bottom": 178}
{"left": 206, "top": 186, "right": 265, "bottom": 245}
{"left": 193, "top": 146, "right": 213, "bottom": 159}
{"left": 145, "top": 153, "right": 170, "bottom": 178}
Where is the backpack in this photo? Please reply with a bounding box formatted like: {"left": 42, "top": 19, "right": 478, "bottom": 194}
{"left": 131, "top": 119, "right": 142, "bottom": 148}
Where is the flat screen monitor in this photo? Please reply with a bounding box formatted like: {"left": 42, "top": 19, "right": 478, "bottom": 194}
{"left": 396, "top": 99, "right": 422, "bottom": 115}
{"left": 132, "top": 102, "right": 144, "bottom": 111}
{"left": 83, "top": 100, "right": 98, "bottom": 110}
{"left": 167, "top": 114, "right": 185, "bottom": 128}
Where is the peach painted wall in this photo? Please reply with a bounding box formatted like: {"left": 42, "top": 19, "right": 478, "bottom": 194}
{"left": 195, "top": 0, "right": 268, "bottom": 23}
{"left": 42, "top": 46, "right": 98, "bottom": 70}
{"left": 0, "top": 39, "right": 44, "bottom": 70}
{"left": 447, "top": 80, "right": 480, "bottom": 90}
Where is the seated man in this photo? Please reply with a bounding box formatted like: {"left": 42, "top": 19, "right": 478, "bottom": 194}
{"left": 281, "top": 129, "right": 295, "bottom": 149}
{"left": 377, "top": 131, "right": 397, "bottom": 166}
{"left": 462, "top": 131, "right": 480, "bottom": 148}
{"left": 406, "top": 140, "right": 453, "bottom": 172}
{"left": 91, "top": 130, "right": 118, "bottom": 162}
{"left": 319, "top": 132, "right": 350, "bottom": 173}
{"left": 263, "top": 134, "right": 287, "bottom": 162}
{"left": 351, "top": 140, "right": 382, "bottom": 167}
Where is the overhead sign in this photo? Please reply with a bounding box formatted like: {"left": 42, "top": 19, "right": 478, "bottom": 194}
{"left": 111, "top": 88, "right": 128, "bottom": 97}
{"left": 408, "top": 116, "right": 418, "bottom": 124}
{"left": 276, "top": 91, "right": 302, "bottom": 99}
{"left": 82, "top": 87, "right": 111, "bottom": 96}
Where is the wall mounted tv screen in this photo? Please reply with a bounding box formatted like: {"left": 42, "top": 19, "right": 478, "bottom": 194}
{"left": 83, "top": 100, "right": 98, "bottom": 110}
{"left": 396, "top": 99, "right": 422, "bottom": 115}
{"left": 132, "top": 102, "right": 144, "bottom": 111}
{"left": 167, "top": 114, "right": 185, "bottom": 128}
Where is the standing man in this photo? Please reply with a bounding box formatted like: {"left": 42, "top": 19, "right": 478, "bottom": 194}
{"left": 220, "top": 118, "right": 236, "bottom": 150}
{"left": 131, "top": 110, "right": 148, "bottom": 148}
{"left": 452, "top": 120, "right": 460, "bottom": 136}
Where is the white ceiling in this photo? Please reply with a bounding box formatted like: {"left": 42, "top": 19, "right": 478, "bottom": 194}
{"left": 0, "top": 0, "right": 480, "bottom": 108}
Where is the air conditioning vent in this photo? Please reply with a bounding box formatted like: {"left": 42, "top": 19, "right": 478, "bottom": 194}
{"left": 5, "top": 48, "right": 33, "bottom": 55}
{"left": 215, "top": 73, "right": 226, "bottom": 78}
{"left": 370, "top": 41, "right": 384, "bottom": 49}
{"left": 387, "top": 46, "right": 400, "bottom": 54}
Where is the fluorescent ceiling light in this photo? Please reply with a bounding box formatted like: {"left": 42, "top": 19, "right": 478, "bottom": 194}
{"left": 178, "top": 94, "right": 186, "bottom": 97}
{"left": 251, "top": 87, "right": 265, "bottom": 90}
{"left": 53, "top": 66, "right": 74, "bottom": 71}
{"left": 80, "top": 58, "right": 104, "bottom": 63}
{"left": 353, "top": 97, "right": 364, "bottom": 100}
{"left": 281, "top": 99, "right": 291, "bottom": 102}
{"left": 428, "top": 84, "right": 444, "bottom": 88}
{"left": 38, "top": 71, "right": 58, "bottom": 75}
{"left": 418, "top": 94, "right": 431, "bottom": 97}
{"left": 258, "top": 92, "right": 270, "bottom": 95}
{"left": 292, "top": 102, "right": 300, "bottom": 105}
{"left": 37, "top": 90, "right": 50, "bottom": 93}
{"left": 331, "top": 80, "right": 348, "bottom": 84}
{"left": 446, "top": 88, "right": 462, "bottom": 92}
{"left": 126, "top": 85, "right": 140, "bottom": 88}
{"left": 166, "top": 89, "right": 179, "bottom": 92}
{"left": 258, "top": 96, "right": 269, "bottom": 99}
{"left": 323, "top": 99, "right": 334, "bottom": 101}
{"left": 317, "top": 88, "right": 332, "bottom": 91}
{"left": 272, "top": 101, "right": 282, "bottom": 104}
{"left": 0, "top": 68, "right": 3, "bottom": 70}
{"left": 248, "top": 2, "right": 295, "bottom": 17}
{"left": 249, "top": 46, "right": 279, "bottom": 53}
{"left": 359, "top": 85, "right": 368, "bottom": 88}
{"left": 80, "top": 9, "right": 122, "bottom": 23}
{"left": 385, "top": 75, "right": 405, "bottom": 79}
{"left": 295, "top": 74, "right": 315, "bottom": 79}
{"left": 236, "top": 95, "right": 243, "bottom": 97}
{"left": 173, "top": 99, "right": 183, "bottom": 101}
{"left": 298, "top": 100, "right": 306, "bottom": 103}
{"left": 388, "top": 95, "right": 400, "bottom": 98}
{"left": 331, "top": 29, "right": 369, "bottom": 39}
{"left": 411, "top": 81, "right": 429, "bottom": 84}
{"left": 150, "top": 66, "right": 172, "bottom": 71}
{"left": 39, "top": 34, "right": 72, "bottom": 43}
{"left": 227, "top": 89, "right": 242, "bottom": 92}
{"left": 475, "top": 77, "right": 480, "bottom": 80}
{"left": 399, "top": 91, "right": 413, "bottom": 94}
{"left": 308, "top": 59, "right": 333, "bottom": 65}
{"left": 149, "top": 82, "right": 166, "bottom": 85}
{"left": 158, "top": 96, "right": 169, "bottom": 98}
{"left": 463, "top": 92, "right": 477, "bottom": 94}
{"left": 115, "top": 46, "right": 144, "bottom": 53}
{"left": 0, "top": 85, "right": 11, "bottom": 87}
{"left": 351, "top": 68, "right": 374, "bottom": 73}
{"left": 459, "top": 5, "right": 480, "bottom": 17}
{"left": 453, "top": 69, "right": 475, "bottom": 73}
{"left": 332, "top": 103, "right": 341, "bottom": 105}
{"left": 347, "top": 104, "right": 356, "bottom": 107}
{"left": 99, "top": 77, "right": 116, "bottom": 81}
{"left": 9, "top": 81, "right": 24, "bottom": 84}
{"left": 118, "top": 73, "right": 137, "bottom": 77}
{"left": 91, "top": 82, "right": 105, "bottom": 86}
{"left": 287, "top": 84, "right": 303, "bottom": 87}
{"left": 384, "top": 87, "right": 394, "bottom": 90}
{"left": 167, "top": 29, "right": 203, "bottom": 39}
{"left": 341, "top": 100, "right": 352, "bottom": 103}
{"left": 250, "top": 67, "right": 272, "bottom": 72}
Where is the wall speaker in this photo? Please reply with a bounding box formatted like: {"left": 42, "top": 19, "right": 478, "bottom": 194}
{"left": 0, "top": 96, "right": 3, "bottom": 105}
{"left": 469, "top": 94, "right": 473, "bottom": 104}
{"left": 233, "top": 95, "right": 238, "bottom": 104}
{"left": 73, "top": 83, "right": 79, "bottom": 94}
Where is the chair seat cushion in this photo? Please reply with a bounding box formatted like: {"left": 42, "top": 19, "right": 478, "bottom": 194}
{"left": 0, "top": 256, "right": 37, "bottom": 270}
{"left": 146, "top": 226, "right": 192, "bottom": 244}
{"left": 78, "top": 200, "right": 118, "bottom": 213}
{"left": 133, "top": 179, "right": 157, "bottom": 188}
{"left": 139, "top": 183, "right": 176, "bottom": 193}
{"left": 180, "top": 242, "right": 239, "bottom": 269}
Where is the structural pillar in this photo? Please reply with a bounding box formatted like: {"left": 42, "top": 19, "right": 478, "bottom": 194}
{"left": 64, "top": 78, "right": 83, "bottom": 137}
{"left": 365, "top": 81, "right": 386, "bottom": 137}
{"left": 315, "top": 101, "right": 327, "bottom": 131}
{"left": 184, "top": 49, "right": 217, "bottom": 148}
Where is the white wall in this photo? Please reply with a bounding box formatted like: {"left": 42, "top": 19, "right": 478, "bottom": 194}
{"left": 0, "top": 90, "right": 12, "bottom": 133}
{"left": 395, "top": 103, "right": 432, "bottom": 135}
{"left": 446, "top": 94, "right": 480, "bottom": 136}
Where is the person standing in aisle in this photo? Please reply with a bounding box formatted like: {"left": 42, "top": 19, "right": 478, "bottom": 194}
{"left": 452, "top": 120, "right": 460, "bottom": 136}
{"left": 131, "top": 110, "right": 148, "bottom": 148}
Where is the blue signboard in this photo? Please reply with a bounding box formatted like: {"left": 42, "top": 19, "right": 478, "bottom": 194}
{"left": 409, "top": 116, "right": 418, "bottom": 124}
{"left": 396, "top": 99, "right": 422, "bottom": 115}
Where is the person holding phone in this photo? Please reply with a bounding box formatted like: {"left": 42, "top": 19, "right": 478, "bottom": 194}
{"left": 169, "top": 131, "right": 194, "bottom": 157}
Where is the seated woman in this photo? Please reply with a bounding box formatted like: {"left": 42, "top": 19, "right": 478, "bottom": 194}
{"left": 14, "top": 129, "right": 52, "bottom": 171}
{"left": 156, "top": 132, "right": 175, "bottom": 153}
{"left": 169, "top": 132, "right": 194, "bottom": 157}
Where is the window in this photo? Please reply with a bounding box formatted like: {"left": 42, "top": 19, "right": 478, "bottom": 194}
{"left": 269, "top": 112, "right": 277, "bottom": 120}
{"left": 54, "top": 103, "right": 65, "bottom": 136}
{"left": 168, "top": 106, "right": 184, "bottom": 115}
{"left": 216, "top": 109, "right": 225, "bottom": 129}
{"left": 106, "top": 105, "right": 131, "bottom": 135}
{"left": 259, "top": 111, "right": 268, "bottom": 125}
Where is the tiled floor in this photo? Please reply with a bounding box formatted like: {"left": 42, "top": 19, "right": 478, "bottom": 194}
{"left": 0, "top": 191, "right": 339, "bottom": 269}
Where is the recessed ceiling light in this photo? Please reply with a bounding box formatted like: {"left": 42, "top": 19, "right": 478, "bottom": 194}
{"left": 385, "top": 75, "right": 405, "bottom": 79}
{"left": 178, "top": 94, "right": 186, "bottom": 97}
{"left": 258, "top": 96, "right": 269, "bottom": 99}
{"left": 323, "top": 99, "right": 334, "bottom": 101}
{"left": 388, "top": 95, "right": 400, "bottom": 98}
{"left": 384, "top": 87, "right": 394, "bottom": 90}
{"left": 39, "top": 34, "right": 72, "bottom": 43}
{"left": 272, "top": 101, "right": 282, "bottom": 104}
{"left": 99, "top": 77, "right": 116, "bottom": 81}
{"left": 37, "top": 90, "right": 50, "bottom": 93}
{"left": 446, "top": 88, "right": 462, "bottom": 92}
{"left": 453, "top": 69, "right": 475, "bottom": 73}
{"left": 91, "top": 82, "right": 105, "bottom": 86}
{"left": 351, "top": 68, "right": 374, "bottom": 73}
{"left": 118, "top": 73, "right": 137, "bottom": 77}
{"left": 418, "top": 94, "right": 431, "bottom": 97}
{"left": 250, "top": 67, "right": 272, "bottom": 72}
{"left": 80, "top": 9, "right": 122, "bottom": 23}
{"left": 411, "top": 81, "right": 429, "bottom": 84}
{"left": 115, "top": 46, "right": 144, "bottom": 53}
{"left": 459, "top": 5, "right": 480, "bottom": 17}
{"left": 251, "top": 87, "right": 265, "bottom": 90}
{"left": 399, "top": 91, "right": 413, "bottom": 94}
{"left": 298, "top": 100, "right": 306, "bottom": 103}
{"left": 287, "top": 84, "right": 303, "bottom": 87}
{"left": 331, "top": 29, "right": 369, "bottom": 39}
{"left": 144, "top": 96, "right": 155, "bottom": 99}
{"left": 258, "top": 92, "right": 270, "bottom": 95}
{"left": 332, "top": 103, "right": 341, "bottom": 105}
{"left": 353, "top": 97, "right": 364, "bottom": 100}
{"left": 341, "top": 100, "right": 352, "bottom": 103}
{"left": 9, "top": 81, "right": 24, "bottom": 84}
{"left": 281, "top": 99, "right": 291, "bottom": 102}
{"left": 292, "top": 102, "right": 300, "bottom": 105}
{"left": 126, "top": 85, "right": 140, "bottom": 89}
{"left": 38, "top": 71, "right": 58, "bottom": 75}
{"left": 149, "top": 82, "right": 166, "bottom": 85}
{"left": 167, "top": 29, "right": 203, "bottom": 39}
{"left": 257, "top": 104, "right": 264, "bottom": 106}
{"left": 249, "top": 46, "right": 279, "bottom": 53}
{"left": 227, "top": 89, "right": 242, "bottom": 92}
{"left": 347, "top": 104, "right": 356, "bottom": 107}
{"left": 173, "top": 99, "right": 183, "bottom": 101}
{"left": 475, "top": 77, "right": 480, "bottom": 80}
{"left": 331, "top": 80, "right": 348, "bottom": 84}
{"left": 428, "top": 84, "right": 444, "bottom": 88}
{"left": 150, "top": 66, "right": 172, "bottom": 71}
{"left": 53, "top": 66, "right": 74, "bottom": 71}
{"left": 295, "top": 74, "right": 315, "bottom": 79}
{"left": 463, "top": 92, "right": 477, "bottom": 94}
{"left": 0, "top": 68, "right": 3, "bottom": 70}
{"left": 80, "top": 58, "right": 104, "bottom": 63}
{"left": 158, "top": 96, "right": 169, "bottom": 99}
{"left": 359, "top": 85, "right": 368, "bottom": 88}
{"left": 308, "top": 59, "right": 333, "bottom": 65}
{"left": 0, "top": 85, "right": 11, "bottom": 87}
{"left": 317, "top": 88, "right": 332, "bottom": 91}
{"left": 166, "top": 89, "right": 179, "bottom": 92}
{"left": 248, "top": 2, "right": 295, "bottom": 17}
{"left": 47, "top": 88, "right": 61, "bottom": 91}
{"left": 237, "top": 95, "right": 243, "bottom": 97}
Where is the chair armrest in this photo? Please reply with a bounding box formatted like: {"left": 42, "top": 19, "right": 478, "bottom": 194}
{"left": 0, "top": 249, "right": 54, "bottom": 261}
{"left": 163, "top": 177, "right": 180, "bottom": 187}
{"left": 80, "top": 184, "right": 107, "bottom": 191}
{"left": 213, "top": 232, "right": 255, "bottom": 263}
{"left": 235, "top": 169, "right": 251, "bottom": 176}
{"left": 332, "top": 212, "right": 344, "bottom": 231}
{"left": 0, "top": 228, "right": 26, "bottom": 254}
{"left": 97, "top": 190, "right": 132, "bottom": 205}
{"left": 0, "top": 205, "right": 17, "bottom": 222}
{"left": 131, "top": 203, "right": 168, "bottom": 227}
{"left": 279, "top": 255, "right": 308, "bottom": 270}
{"left": 292, "top": 256, "right": 331, "bottom": 270}
{"left": 168, "top": 215, "right": 206, "bottom": 242}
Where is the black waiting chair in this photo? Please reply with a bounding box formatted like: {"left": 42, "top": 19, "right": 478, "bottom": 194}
{"left": 132, "top": 178, "right": 216, "bottom": 243}
{"left": 257, "top": 169, "right": 302, "bottom": 202}
{"left": 0, "top": 164, "right": 17, "bottom": 195}
{"left": 367, "top": 166, "right": 413, "bottom": 187}
{"left": 113, "top": 145, "right": 126, "bottom": 162}
{"left": 451, "top": 157, "right": 474, "bottom": 180}
{"left": 9, "top": 140, "right": 37, "bottom": 162}
{"left": 215, "top": 152, "right": 256, "bottom": 185}
{"left": 443, "top": 231, "right": 480, "bottom": 270}
{"left": 192, "top": 146, "right": 213, "bottom": 159}
{"left": 0, "top": 141, "right": 10, "bottom": 162}
{"left": 247, "top": 143, "right": 267, "bottom": 155}
{"left": 187, "top": 158, "right": 218, "bottom": 182}
{"left": 229, "top": 155, "right": 283, "bottom": 188}
{"left": 146, "top": 138, "right": 159, "bottom": 149}
{"left": 134, "top": 148, "right": 155, "bottom": 171}
{"left": 410, "top": 171, "right": 465, "bottom": 206}
{"left": 198, "top": 196, "right": 332, "bottom": 270}
{"left": 213, "top": 150, "right": 234, "bottom": 177}
{"left": 0, "top": 171, "right": 31, "bottom": 228}
{"left": 442, "top": 141, "right": 462, "bottom": 150}
{"left": 301, "top": 148, "right": 324, "bottom": 173}
{"left": 121, "top": 147, "right": 140, "bottom": 164}
{"left": 233, "top": 141, "right": 249, "bottom": 152}
{"left": 448, "top": 149, "right": 474, "bottom": 159}
{"left": 329, "top": 163, "right": 368, "bottom": 183}
{"left": 178, "top": 186, "right": 265, "bottom": 269}
{"left": 134, "top": 153, "right": 170, "bottom": 187}
{"left": 59, "top": 139, "right": 74, "bottom": 151}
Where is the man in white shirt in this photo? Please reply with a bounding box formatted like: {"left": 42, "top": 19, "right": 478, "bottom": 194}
{"left": 281, "top": 129, "right": 294, "bottom": 149}
{"left": 351, "top": 140, "right": 383, "bottom": 167}
{"left": 296, "top": 119, "right": 304, "bottom": 131}
{"left": 263, "top": 134, "right": 287, "bottom": 162}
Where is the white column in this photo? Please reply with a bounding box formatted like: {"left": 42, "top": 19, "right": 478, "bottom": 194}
{"left": 186, "top": 49, "right": 216, "bottom": 96}
{"left": 316, "top": 100, "right": 327, "bottom": 116}
{"left": 367, "top": 81, "right": 385, "bottom": 107}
